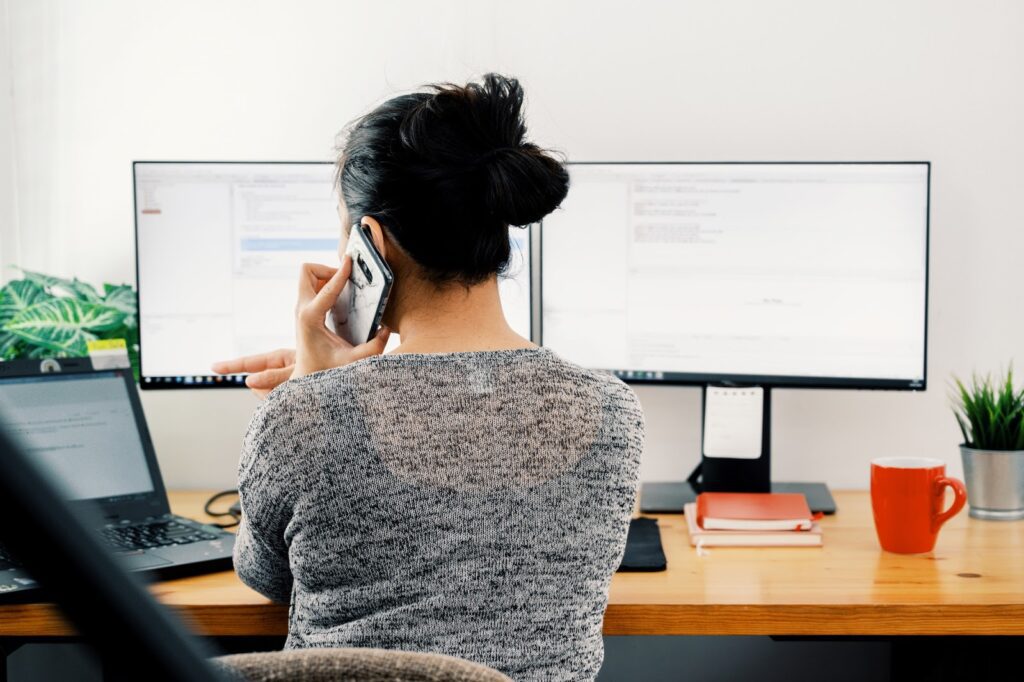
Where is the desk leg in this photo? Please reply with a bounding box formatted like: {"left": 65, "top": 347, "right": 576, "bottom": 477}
{"left": 0, "top": 642, "right": 20, "bottom": 682}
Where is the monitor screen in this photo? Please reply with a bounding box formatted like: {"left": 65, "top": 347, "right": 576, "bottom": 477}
{"left": 0, "top": 372, "right": 155, "bottom": 501}
{"left": 134, "top": 162, "right": 532, "bottom": 387}
{"left": 541, "top": 162, "right": 929, "bottom": 388}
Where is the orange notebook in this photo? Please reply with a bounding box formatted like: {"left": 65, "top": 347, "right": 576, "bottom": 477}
{"left": 684, "top": 503, "right": 823, "bottom": 547}
{"left": 695, "top": 492, "right": 819, "bottom": 531}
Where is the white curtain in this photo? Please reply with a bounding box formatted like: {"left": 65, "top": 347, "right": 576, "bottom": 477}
{"left": 1, "top": 0, "right": 65, "bottom": 284}
{"left": 0, "top": 0, "right": 19, "bottom": 279}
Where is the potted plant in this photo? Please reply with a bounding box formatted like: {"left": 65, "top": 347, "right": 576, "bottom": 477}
{"left": 0, "top": 270, "right": 139, "bottom": 380}
{"left": 953, "top": 368, "right": 1024, "bottom": 520}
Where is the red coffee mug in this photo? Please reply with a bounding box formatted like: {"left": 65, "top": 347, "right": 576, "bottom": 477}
{"left": 871, "top": 457, "right": 967, "bottom": 554}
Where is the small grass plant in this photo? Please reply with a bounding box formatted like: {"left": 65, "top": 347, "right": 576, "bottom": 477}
{"left": 953, "top": 368, "right": 1024, "bottom": 451}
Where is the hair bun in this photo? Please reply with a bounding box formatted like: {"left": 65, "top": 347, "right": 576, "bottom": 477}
{"left": 398, "top": 73, "right": 569, "bottom": 227}
{"left": 482, "top": 144, "right": 569, "bottom": 226}
{"left": 339, "top": 73, "right": 569, "bottom": 285}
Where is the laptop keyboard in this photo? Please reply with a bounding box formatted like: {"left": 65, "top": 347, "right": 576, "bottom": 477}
{"left": 100, "top": 520, "right": 220, "bottom": 552}
{"left": 0, "top": 519, "right": 220, "bottom": 569}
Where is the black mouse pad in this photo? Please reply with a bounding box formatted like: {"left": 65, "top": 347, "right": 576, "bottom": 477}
{"left": 617, "top": 517, "right": 666, "bottom": 572}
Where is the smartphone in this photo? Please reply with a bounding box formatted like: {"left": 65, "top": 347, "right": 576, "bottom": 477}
{"left": 329, "top": 224, "right": 394, "bottom": 345}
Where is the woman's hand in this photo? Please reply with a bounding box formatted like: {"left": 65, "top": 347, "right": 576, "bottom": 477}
{"left": 290, "top": 258, "right": 391, "bottom": 381}
{"left": 212, "top": 349, "right": 296, "bottom": 399}
{"left": 212, "top": 258, "right": 389, "bottom": 398}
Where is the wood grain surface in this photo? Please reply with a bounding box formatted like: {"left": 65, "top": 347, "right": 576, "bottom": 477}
{"left": 2, "top": 489, "right": 1022, "bottom": 637}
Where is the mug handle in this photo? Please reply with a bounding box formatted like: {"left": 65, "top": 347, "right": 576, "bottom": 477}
{"left": 933, "top": 476, "right": 968, "bottom": 531}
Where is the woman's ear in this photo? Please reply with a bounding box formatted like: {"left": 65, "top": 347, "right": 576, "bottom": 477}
{"left": 360, "top": 216, "right": 388, "bottom": 260}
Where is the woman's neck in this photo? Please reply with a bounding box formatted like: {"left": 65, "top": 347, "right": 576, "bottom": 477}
{"left": 388, "top": 276, "right": 535, "bottom": 355}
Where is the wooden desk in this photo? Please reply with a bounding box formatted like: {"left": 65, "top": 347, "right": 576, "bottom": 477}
{"left": 2, "top": 490, "right": 1023, "bottom": 638}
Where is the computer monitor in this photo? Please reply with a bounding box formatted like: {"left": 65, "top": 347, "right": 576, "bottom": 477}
{"left": 134, "top": 162, "right": 533, "bottom": 388}
{"left": 541, "top": 162, "right": 930, "bottom": 510}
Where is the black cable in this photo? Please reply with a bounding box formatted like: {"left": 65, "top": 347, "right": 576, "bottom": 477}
{"left": 203, "top": 489, "right": 241, "bottom": 528}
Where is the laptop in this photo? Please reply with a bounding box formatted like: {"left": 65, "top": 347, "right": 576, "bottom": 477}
{"left": 0, "top": 378, "right": 224, "bottom": 680}
{"left": 0, "top": 359, "right": 234, "bottom": 601}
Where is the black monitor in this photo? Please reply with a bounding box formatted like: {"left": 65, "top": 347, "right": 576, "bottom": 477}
{"left": 540, "top": 162, "right": 930, "bottom": 512}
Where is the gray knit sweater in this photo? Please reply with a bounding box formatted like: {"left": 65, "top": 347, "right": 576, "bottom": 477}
{"left": 234, "top": 347, "right": 644, "bottom": 681}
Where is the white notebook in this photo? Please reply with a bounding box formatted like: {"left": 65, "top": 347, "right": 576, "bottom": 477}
{"left": 685, "top": 503, "right": 823, "bottom": 547}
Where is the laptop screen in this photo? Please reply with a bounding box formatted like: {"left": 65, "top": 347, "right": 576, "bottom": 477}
{"left": 0, "top": 372, "right": 155, "bottom": 501}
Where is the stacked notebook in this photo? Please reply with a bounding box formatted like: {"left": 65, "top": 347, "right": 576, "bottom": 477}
{"left": 685, "top": 492, "right": 823, "bottom": 547}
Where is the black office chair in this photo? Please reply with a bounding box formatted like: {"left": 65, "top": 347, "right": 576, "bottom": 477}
{"left": 0, "top": 418, "right": 223, "bottom": 681}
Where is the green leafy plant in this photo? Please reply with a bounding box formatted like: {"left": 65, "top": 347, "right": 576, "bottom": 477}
{"left": 0, "top": 270, "right": 139, "bottom": 380}
{"left": 953, "top": 368, "right": 1024, "bottom": 451}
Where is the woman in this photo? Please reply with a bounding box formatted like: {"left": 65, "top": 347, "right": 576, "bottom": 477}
{"left": 213, "top": 74, "right": 644, "bottom": 681}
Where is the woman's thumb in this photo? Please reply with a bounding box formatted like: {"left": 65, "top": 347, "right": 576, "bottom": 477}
{"left": 353, "top": 324, "right": 391, "bottom": 359}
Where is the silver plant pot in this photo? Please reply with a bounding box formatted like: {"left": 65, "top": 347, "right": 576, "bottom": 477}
{"left": 960, "top": 445, "right": 1024, "bottom": 520}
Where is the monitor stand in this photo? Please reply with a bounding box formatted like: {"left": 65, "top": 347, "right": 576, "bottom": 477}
{"left": 639, "top": 386, "right": 837, "bottom": 515}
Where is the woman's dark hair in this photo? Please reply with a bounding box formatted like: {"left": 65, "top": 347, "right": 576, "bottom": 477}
{"left": 337, "top": 73, "right": 569, "bottom": 286}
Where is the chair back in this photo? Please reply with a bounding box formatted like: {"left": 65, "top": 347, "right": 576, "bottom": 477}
{"left": 212, "top": 647, "right": 513, "bottom": 682}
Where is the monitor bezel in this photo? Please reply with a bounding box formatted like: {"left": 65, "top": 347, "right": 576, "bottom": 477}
{"left": 539, "top": 161, "right": 931, "bottom": 391}
{"left": 133, "top": 160, "right": 535, "bottom": 389}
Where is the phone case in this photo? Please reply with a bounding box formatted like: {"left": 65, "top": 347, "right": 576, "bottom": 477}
{"left": 329, "top": 226, "right": 394, "bottom": 345}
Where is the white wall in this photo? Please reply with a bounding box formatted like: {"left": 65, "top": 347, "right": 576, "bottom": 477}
{"left": 2, "top": 0, "right": 1022, "bottom": 490}
{"left": 0, "top": 0, "right": 17, "bottom": 267}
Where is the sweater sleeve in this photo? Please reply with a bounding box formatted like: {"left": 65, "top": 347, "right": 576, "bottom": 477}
{"left": 233, "top": 388, "right": 302, "bottom": 603}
